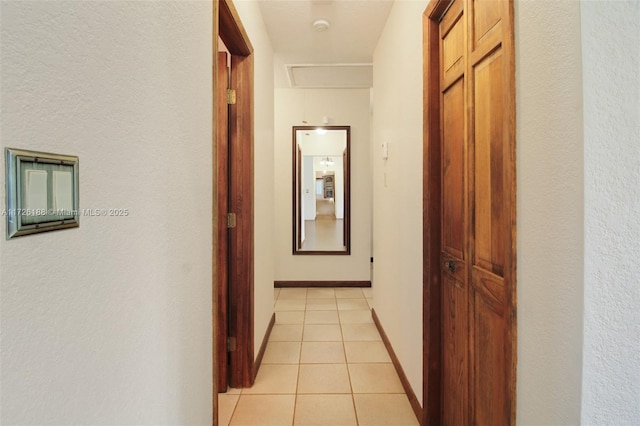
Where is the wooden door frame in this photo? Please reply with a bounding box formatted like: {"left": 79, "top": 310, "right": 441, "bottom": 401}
{"left": 215, "top": 49, "right": 230, "bottom": 394}
{"left": 213, "top": 0, "right": 254, "bottom": 421}
{"left": 297, "top": 145, "right": 302, "bottom": 250}
{"left": 422, "top": 3, "right": 446, "bottom": 425}
{"left": 422, "top": 0, "right": 517, "bottom": 424}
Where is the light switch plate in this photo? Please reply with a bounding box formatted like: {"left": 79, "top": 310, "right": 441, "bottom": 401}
{"left": 5, "top": 148, "right": 79, "bottom": 239}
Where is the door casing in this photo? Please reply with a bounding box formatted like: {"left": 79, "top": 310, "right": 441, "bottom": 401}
{"left": 216, "top": 49, "right": 230, "bottom": 393}
{"left": 213, "top": 0, "right": 254, "bottom": 422}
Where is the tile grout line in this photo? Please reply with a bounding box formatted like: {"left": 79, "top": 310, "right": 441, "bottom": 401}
{"left": 230, "top": 393, "right": 241, "bottom": 426}
{"left": 290, "top": 290, "right": 309, "bottom": 425}
{"left": 339, "top": 292, "right": 361, "bottom": 426}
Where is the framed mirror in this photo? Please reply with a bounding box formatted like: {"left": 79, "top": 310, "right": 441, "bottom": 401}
{"left": 293, "top": 126, "right": 350, "bottom": 255}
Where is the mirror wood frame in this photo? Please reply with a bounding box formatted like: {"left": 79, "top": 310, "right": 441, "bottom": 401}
{"left": 292, "top": 125, "right": 351, "bottom": 255}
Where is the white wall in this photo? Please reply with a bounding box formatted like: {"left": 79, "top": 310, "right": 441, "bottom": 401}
{"left": 303, "top": 156, "right": 316, "bottom": 221}
{"left": 515, "top": 1, "right": 585, "bottom": 423}
{"left": 372, "top": 0, "right": 426, "bottom": 405}
{"left": 0, "top": 2, "right": 213, "bottom": 424}
{"left": 233, "top": 0, "right": 276, "bottom": 358}
{"left": 581, "top": 1, "right": 640, "bottom": 424}
{"left": 274, "top": 88, "right": 371, "bottom": 280}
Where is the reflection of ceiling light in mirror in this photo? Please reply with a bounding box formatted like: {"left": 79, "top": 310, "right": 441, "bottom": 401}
{"left": 320, "top": 156, "right": 334, "bottom": 166}
{"left": 316, "top": 128, "right": 327, "bottom": 135}
{"left": 312, "top": 19, "right": 330, "bottom": 32}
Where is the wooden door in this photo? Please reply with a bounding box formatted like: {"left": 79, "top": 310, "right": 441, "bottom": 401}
{"left": 424, "top": 0, "right": 516, "bottom": 423}
{"left": 216, "top": 50, "right": 230, "bottom": 393}
{"left": 227, "top": 49, "right": 255, "bottom": 390}
{"left": 439, "top": 3, "right": 468, "bottom": 420}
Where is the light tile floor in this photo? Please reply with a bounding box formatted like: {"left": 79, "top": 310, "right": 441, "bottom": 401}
{"left": 218, "top": 287, "right": 419, "bottom": 426}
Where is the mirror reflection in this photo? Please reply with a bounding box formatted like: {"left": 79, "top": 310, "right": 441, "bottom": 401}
{"left": 293, "top": 126, "right": 350, "bottom": 255}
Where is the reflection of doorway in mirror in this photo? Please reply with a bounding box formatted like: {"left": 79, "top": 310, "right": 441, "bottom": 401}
{"left": 302, "top": 159, "right": 342, "bottom": 250}
{"left": 317, "top": 174, "right": 335, "bottom": 218}
{"left": 323, "top": 174, "right": 334, "bottom": 199}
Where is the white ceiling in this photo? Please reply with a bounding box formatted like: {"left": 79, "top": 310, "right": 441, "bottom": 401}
{"left": 258, "top": 0, "right": 394, "bottom": 88}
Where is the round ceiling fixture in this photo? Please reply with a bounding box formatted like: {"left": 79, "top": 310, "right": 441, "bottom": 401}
{"left": 312, "top": 19, "right": 330, "bottom": 32}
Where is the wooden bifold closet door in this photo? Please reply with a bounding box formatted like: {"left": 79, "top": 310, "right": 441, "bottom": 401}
{"left": 424, "top": 0, "right": 516, "bottom": 423}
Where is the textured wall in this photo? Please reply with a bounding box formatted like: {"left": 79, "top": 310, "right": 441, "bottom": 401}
{"left": 0, "top": 2, "right": 213, "bottom": 424}
{"left": 274, "top": 88, "right": 372, "bottom": 281}
{"left": 581, "top": 1, "right": 640, "bottom": 424}
{"left": 515, "top": 1, "right": 585, "bottom": 423}
{"left": 371, "top": 0, "right": 426, "bottom": 404}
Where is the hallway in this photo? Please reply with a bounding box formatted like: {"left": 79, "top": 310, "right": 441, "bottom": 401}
{"left": 218, "top": 287, "right": 419, "bottom": 425}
